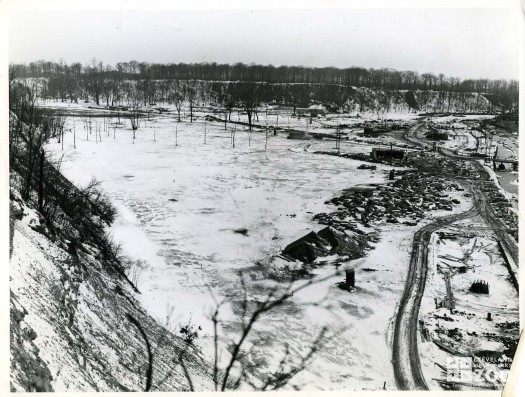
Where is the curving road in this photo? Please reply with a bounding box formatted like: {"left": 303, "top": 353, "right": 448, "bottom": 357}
{"left": 392, "top": 181, "right": 481, "bottom": 390}
{"left": 406, "top": 123, "right": 518, "bottom": 265}
{"left": 392, "top": 121, "right": 517, "bottom": 390}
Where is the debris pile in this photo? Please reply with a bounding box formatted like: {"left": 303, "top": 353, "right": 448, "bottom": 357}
{"left": 405, "top": 152, "right": 480, "bottom": 178}
{"left": 480, "top": 181, "right": 518, "bottom": 241}
{"left": 316, "top": 150, "right": 481, "bottom": 179}
{"left": 469, "top": 280, "right": 490, "bottom": 294}
{"left": 495, "top": 321, "right": 519, "bottom": 331}
{"left": 357, "top": 164, "right": 377, "bottom": 170}
{"left": 281, "top": 226, "right": 370, "bottom": 263}
{"left": 315, "top": 172, "right": 463, "bottom": 229}
{"left": 425, "top": 125, "right": 449, "bottom": 141}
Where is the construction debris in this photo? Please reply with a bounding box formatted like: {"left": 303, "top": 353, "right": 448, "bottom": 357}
{"left": 315, "top": 172, "right": 463, "bottom": 229}
{"left": 281, "top": 226, "right": 369, "bottom": 263}
{"left": 469, "top": 280, "right": 490, "bottom": 294}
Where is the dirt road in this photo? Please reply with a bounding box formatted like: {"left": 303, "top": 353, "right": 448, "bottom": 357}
{"left": 406, "top": 123, "right": 518, "bottom": 266}
{"left": 392, "top": 182, "right": 480, "bottom": 390}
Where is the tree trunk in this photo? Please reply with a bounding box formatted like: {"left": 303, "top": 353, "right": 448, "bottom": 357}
{"left": 38, "top": 149, "right": 44, "bottom": 213}
{"left": 247, "top": 110, "right": 252, "bottom": 130}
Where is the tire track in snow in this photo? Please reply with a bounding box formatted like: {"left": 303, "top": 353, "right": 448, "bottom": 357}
{"left": 392, "top": 200, "right": 478, "bottom": 390}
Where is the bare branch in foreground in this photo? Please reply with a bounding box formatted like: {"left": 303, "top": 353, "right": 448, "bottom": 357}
{"left": 126, "top": 313, "right": 153, "bottom": 392}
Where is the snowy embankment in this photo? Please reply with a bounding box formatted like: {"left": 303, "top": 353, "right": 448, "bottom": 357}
{"left": 484, "top": 163, "right": 518, "bottom": 205}
{"left": 10, "top": 189, "right": 214, "bottom": 391}
{"left": 338, "top": 88, "right": 491, "bottom": 116}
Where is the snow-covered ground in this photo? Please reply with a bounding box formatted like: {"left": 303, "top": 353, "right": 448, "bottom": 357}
{"left": 42, "top": 101, "right": 514, "bottom": 391}
{"left": 42, "top": 103, "right": 430, "bottom": 390}
{"left": 419, "top": 217, "right": 519, "bottom": 390}
{"left": 428, "top": 116, "right": 492, "bottom": 156}
{"left": 10, "top": 195, "right": 214, "bottom": 391}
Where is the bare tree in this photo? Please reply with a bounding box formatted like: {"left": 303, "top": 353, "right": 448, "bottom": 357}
{"left": 10, "top": 79, "right": 46, "bottom": 200}
{"left": 238, "top": 82, "right": 259, "bottom": 131}
{"left": 212, "top": 272, "right": 338, "bottom": 391}
{"left": 185, "top": 83, "right": 197, "bottom": 123}
{"left": 147, "top": 271, "right": 340, "bottom": 392}
{"left": 102, "top": 71, "right": 115, "bottom": 107}
{"left": 85, "top": 58, "right": 103, "bottom": 105}
{"left": 169, "top": 83, "right": 185, "bottom": 122}
{"left": 125, "top": 82, "right": 143, "bottom": 136}
{"left": 219, "top": 84, "right": 237, "bottom": 129}
{"left": 126, "top": 314, "right": 153, "bottom": 392}
{"left": 264, "top": 106, "right": 269, "bottom": 150}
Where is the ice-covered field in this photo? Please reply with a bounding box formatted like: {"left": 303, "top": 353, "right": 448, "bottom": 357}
{"left": 43, "top": 105, "right": 466, "bottom": 390}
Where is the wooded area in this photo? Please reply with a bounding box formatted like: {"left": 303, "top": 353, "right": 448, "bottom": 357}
{"left": 10, "top": 59, "right": 519, "bottom": 111}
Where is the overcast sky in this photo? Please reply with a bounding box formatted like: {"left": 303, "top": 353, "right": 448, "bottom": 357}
{"left": 8, "top": 0, "right": 522, "bottom": 80}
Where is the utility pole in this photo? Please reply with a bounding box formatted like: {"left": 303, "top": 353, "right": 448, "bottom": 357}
{"left": 231, "top": 125, "right": 236, "bottom": 148}
{"left": 335, "top": 124, "right": 342, "bottom": 153}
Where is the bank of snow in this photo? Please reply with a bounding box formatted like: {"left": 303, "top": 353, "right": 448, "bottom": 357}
{"left": 10, "top": 191, "right": 214, "bottom": 391}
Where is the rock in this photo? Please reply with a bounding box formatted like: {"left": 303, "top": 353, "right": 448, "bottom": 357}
{"left": 23, "top": 327, "right": 38, "bottom": 341}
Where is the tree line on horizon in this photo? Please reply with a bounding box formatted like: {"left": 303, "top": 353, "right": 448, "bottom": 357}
{"left": 11, "top": 59, "right": 518, "bottom": 93}
{"left": 9, "top": 59, "right": 518, "bottom": 119}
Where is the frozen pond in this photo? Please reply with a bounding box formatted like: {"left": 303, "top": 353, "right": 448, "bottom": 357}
{"left": 495, "top": 170, "right": 518, "bottom": 195}
{"left": 47, "top": 113, "right": 412, "bottom": 390}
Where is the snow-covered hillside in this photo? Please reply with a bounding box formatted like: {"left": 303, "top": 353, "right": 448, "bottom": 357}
{"left": 340, "top": 88, "right": 491, "bottom": 116}
{"left": 10, "top": 186, "right": 215, "bottom": 392}
{"left": 9, "top": 113, "right": 214, "bottom": 392}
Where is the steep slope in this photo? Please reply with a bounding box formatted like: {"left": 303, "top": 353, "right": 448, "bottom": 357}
{"left": 9, "top": 108, "right": 215, "bottom": 391}
{"left": 10, "top": 190, "right": 214, "bottom": 392}
{"left": 341, "top": 88, "right": 491, "bottom": 115}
